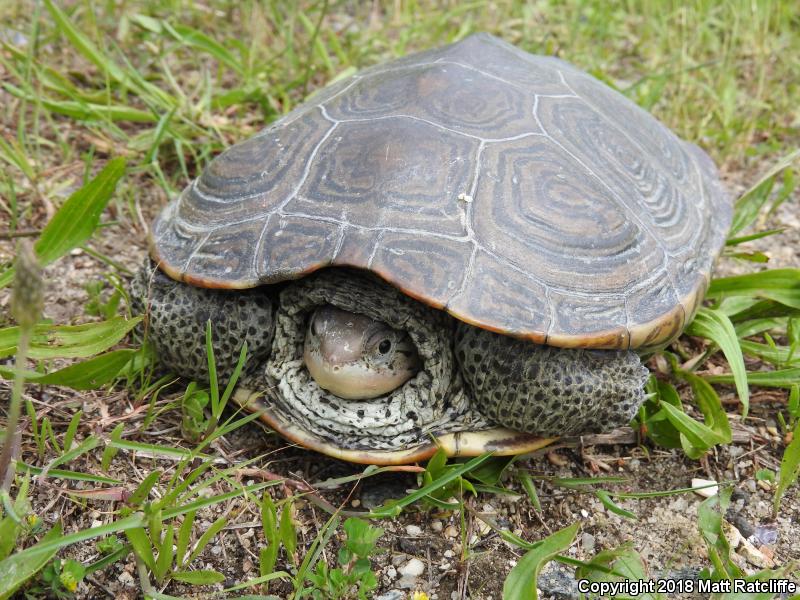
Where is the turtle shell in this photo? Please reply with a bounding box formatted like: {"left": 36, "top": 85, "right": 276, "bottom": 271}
{"left": 150, "top": 33, "right": 732, "bottom": 350}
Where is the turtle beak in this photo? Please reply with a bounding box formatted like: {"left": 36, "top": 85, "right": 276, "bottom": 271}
{"left": 307, "top": 305, "right": 366, "bottom": 367}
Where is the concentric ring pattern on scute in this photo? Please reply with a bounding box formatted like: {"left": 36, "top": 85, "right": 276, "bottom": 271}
{"left": 150, "top": 32, "right": 732, "bottom": 350}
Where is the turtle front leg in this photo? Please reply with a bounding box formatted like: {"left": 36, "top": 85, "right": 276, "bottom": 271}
{"left": 455, "top": 323, "right": 649, "bottom": 436}
{"left": 130, "top": 261, "right": 275, "bottom": 383}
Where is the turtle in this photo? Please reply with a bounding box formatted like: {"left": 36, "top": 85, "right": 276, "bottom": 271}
{"left": 132, "top": 33, "right": 732, "bottom": 465}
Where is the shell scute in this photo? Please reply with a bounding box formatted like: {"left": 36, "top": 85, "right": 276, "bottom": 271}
{"left": 326, "top": 63, "right": 541, "bottom": 139}
{"left": 286, "top": 118, "right": 478, "bottom": 236}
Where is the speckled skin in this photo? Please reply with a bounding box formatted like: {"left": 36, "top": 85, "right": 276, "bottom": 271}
{"left": 133, "top": 265, "right": 649, "bottom": 448}
{"left": 455, "top": 324, "right": 648, "bottom": 435}
{"left": 131, "top": 263, "right": 274, "bottom": 382}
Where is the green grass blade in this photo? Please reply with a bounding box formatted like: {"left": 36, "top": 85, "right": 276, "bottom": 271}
{"left": 220, "top": 342, "right": 248, "bottom": 409}
{"left": 163, "top": 22, "right": 244, "bottom": 76}
{"left": 0, "top": 134, "right": 35, "bottom": 180}
{"left": 9, "top": 514, "right": 145, "bottom": 562}
{"left": 153, "top": 523, "right": 175, "bottom": 582}
{"left": 0, "top": 349, "right": 136, "bottom": 389}
{"left": 129, "top": 471, "right": 162, "bottom": 506}
{"left": 205, "top": 321, "right": 220, "bottom": 418}
{"left": 0, "top": 317, "right": 142, "bottom": 360}
{"left": 706, "top": 368, "right": 800, "bottom": 388}
{"left": 108, "top": 438, "right": 200, "bottom": 460}
{"left": 172, "top": 569, "right": 225, "bottom": 585}
{"left": 42, "top": 0, "right": 172, "bottom": 107}
{"left": 34, "top": 157, "right": 126, "bottom": 265}
{"left": 176, "top": 510, "right": 195, "bottom": 568}
{"left": 502, "top": 522, "right": 579, "bottom": 600}
{"left": 729, "top": 149, "right": 799, "bottom": 237}
{"left": 187, "top": 516, "right": 227, "bottom": 564}
{"left": 658, "top": 402, "right": 728, "bottom": 459}
{"left": 518, "top": 472, "right": 542, "bottom": 512}
{"left": 707, "top": 269, "right": 800, "bottom": 311}
{"left": 16, "top": 464, "right": 119, "bottom": 485}
{"left": 125, "top": 526, "right": 155, "bottom": 571}
{"left": 594, "top": 490, "right": 637, "bottom": 519}
{"left": 62, "top": 410, "right": 82, "bottom": 452}
{"left": 686, "top": 307, "right": 750, "bottom": 417}
{"left": 773, "top": 419, "right": 800, "bottom": 515}
{"left": 739, "top": 340, "right": 800, "bottom": 367}
{"left": 45, "top": 435, "right": 100, "bottom": 473}
{"left": 278, "top": 500, "right": 297, "bottom": 559}
{"left": 368, "top": 453, "right": 493, "bottom": 518}
{"left": 2, "top": 83, "right": 156, "bottom": 122}
{"left": 43, "top": 0, "right": 128, "bottom": 83}
{"left": 0, "top": 523, "right": 63, "bottom": 600}
{"left": 0, "top": 157, "right": 126, "bottom": 288}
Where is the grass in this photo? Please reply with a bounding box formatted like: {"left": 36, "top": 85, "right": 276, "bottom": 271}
{"left": 0, "top": 0, "right": 799, "bottom": 598}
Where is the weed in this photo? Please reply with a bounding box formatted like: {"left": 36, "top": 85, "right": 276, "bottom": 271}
{"left": 302, "top": 518, "right": 384, "bottom": 600}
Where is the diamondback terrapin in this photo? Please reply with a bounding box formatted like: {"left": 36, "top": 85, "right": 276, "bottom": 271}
{"left": 132, "top": 33, "right": 731, "bottom": 464}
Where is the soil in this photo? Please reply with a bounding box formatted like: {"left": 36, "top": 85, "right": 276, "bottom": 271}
{"left": 0, "top": 159, "right": 798, "bottom": 599}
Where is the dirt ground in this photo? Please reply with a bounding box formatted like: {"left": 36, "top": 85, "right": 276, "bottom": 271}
{"left": 0, "top": 161, "right": 798, "bottom": 599}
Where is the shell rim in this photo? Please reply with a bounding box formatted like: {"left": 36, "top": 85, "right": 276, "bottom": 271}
{"left": 233, "top": 388, "right": 556, "bottom": 465}
{"left": 149, "top": 240, "right": 710, "bottom": 351}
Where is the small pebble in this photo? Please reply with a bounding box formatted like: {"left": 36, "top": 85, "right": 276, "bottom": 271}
{"left": 753, "top": 524, "right": 778, "bottom": 546}
{"left": 210, "top": 545, "right": 222, "bottom": 556}
{"left": 406, "top": 524, "right": 423, "bottom": 536}
{"left": 723, "top": 521, "right": 742, "bottom": 549}
{"left": 431, "top": 520, "right": 443, "bottom": 532}
{"left": 243, "top": 559, "right": 253, "bottom": 572}
{"left": 375, "top": 591, "right": 404, "bottom": 600}
{"left": 351, "top": 499, "right": 361, "bottom": 508}
{"left": 581, "top": 532, "right": 595, "bottom": 554}
{"left": 392, "top": 554, "right": 408, "bottom": 567}
{"left": 477, "top": 519, "right": 492, "bottom": 536}
{"left": 444, "top": 525, "right": 459, "bottom": 538}
{"left": 730, "top": 488, "right": 750, "bottom": 503}
{"left": 399, "top": 558, "right": 425, "bottom": 577}
{"left": 732, "top": 514, "right": 755, "bottom": 539}
{"left": 728, "top": 446, "right": 744, "bottom": 458}
{"left": 737, "top": 538, "right": 775, "bottom": 568}
{"left": 691, "top": 478, "right": 718, "bottom": 498}
{"left": 443, "top": 550, "right": 454, "bottom": 558}
{"left": 118, "top": 571, "right": 134, "bottom": 586}
{"left": 385, "top": 565, "right": 397, "bottom": 580}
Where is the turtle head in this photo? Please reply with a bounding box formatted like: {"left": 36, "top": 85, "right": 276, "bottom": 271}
{"left": 303, "top": 305, "right": 421, "bottom": 400}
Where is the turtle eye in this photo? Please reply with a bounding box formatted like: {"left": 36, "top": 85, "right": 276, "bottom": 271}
{"left": 378, "top": 339, "right": 392, "bottom": 354}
